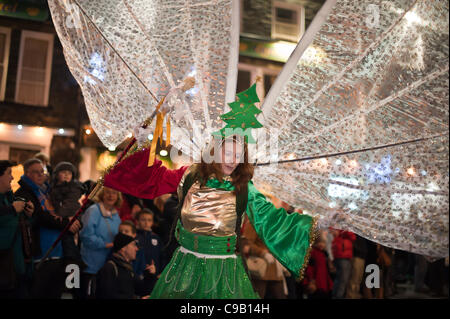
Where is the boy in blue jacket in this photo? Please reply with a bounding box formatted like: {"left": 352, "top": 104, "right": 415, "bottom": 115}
{"left": 133, "top": 209, "right": 162, "bottom": 297}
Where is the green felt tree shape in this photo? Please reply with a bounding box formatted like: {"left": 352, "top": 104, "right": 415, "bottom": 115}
{"left": 213, "top": 83, "right": 263, "bottom": 143}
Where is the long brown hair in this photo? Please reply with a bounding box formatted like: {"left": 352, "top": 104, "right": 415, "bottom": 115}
{"left": 192, "top": 136, "right": 254, "bottom": 193}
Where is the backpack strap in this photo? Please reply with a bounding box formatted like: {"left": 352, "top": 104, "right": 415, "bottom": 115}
{"left": 107, "top": 260, "right": 119, "bottom": 278}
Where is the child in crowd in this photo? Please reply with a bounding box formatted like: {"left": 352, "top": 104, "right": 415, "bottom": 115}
{"left": 49, "top": 162, "right": 86, "bottom": 267}
{"left": 133, "top": 209, "right": 162, "bottom": 298}
{"left": 303, "top": 230, "right": 334, "bottom": 299}
{"left": 119, "top": 220, "right": 137, "bottom": 238}
{"left": 331, "top": 228, "right": 356, "bottom": 299}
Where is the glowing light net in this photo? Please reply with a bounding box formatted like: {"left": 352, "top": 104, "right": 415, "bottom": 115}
{"left": 255, "top": 0, "right": 448, "bottom": 258}
{"left": 48, "top": 0, "right": 449, "bottom": 257}
{"left": 48, "top": 0, "right": 239, "bottom": 155}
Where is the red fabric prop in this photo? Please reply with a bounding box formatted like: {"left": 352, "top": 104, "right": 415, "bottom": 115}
{"left": 103, "top": 147, "right": 188, "bottom": 199}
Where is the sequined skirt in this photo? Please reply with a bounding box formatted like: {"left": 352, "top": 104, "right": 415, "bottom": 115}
{"left": 149, "top": 222, "right": 259, "bottom": 299}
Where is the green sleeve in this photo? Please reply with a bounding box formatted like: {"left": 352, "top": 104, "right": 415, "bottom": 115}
{"left": 245, "top": 181, "right": 318, "bottom": 280}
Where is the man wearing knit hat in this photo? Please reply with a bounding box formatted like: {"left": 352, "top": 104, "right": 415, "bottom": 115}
{"left": 95, "top": 232, "right": 139, "bottom": 299}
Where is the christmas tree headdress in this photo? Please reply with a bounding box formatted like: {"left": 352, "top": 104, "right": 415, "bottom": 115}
{"left": 212, "top": 83, "right": 263, "bottom": 144}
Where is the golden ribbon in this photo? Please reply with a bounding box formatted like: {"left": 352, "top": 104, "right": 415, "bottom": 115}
{"left": 148, "top": 97, "right": 171, "bottom": 166}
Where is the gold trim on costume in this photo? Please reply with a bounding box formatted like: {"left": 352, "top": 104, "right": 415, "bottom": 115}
{"left": 297, "top": 215, "right": 319, "bottom": 281}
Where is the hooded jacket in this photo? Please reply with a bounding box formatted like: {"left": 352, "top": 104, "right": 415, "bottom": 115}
{"left": 50, "top": 162, "right": 86, "bottom": 218}
{"left": 332, "top": 230, "right": 356, "bottom": 260}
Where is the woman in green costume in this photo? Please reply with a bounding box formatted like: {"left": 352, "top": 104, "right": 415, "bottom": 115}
{"left": 102, "top": 86, "right": 318, "bottom": 299}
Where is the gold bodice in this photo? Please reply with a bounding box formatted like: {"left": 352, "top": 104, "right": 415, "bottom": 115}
{"left": 178, "top": 171, "right": 237, "bottom": 237}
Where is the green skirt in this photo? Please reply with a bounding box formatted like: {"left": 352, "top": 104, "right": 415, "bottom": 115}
{"left": 150, "top": 222, "right": 259, "bottom": 299}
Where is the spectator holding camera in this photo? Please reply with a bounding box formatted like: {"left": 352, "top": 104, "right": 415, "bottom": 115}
{"left": 0, "top": 160, "right": 34, "bottom": 298}
{"left": 14, "top": 158, "right": 81, "bottom": 298}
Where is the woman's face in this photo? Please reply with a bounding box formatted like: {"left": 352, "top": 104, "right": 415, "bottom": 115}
{"left": 102, "top": 187, "right": 119, "bottom": 207}
{"left": 220, "top": 140, "right": 243, "bottom": 176}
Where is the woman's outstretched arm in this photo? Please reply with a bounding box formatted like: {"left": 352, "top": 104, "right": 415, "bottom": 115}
{"left": 103, "top": 147, "right": 188, "bottom": 199}
{"left": 245, "top": 181, "right": 318, "bottom": 280}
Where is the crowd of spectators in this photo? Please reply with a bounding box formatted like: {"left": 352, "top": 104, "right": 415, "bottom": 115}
{"left": 0, "top": 157, "right": 448, "bottom": 299}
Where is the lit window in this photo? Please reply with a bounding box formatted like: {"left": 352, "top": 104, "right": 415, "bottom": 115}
{"left": 272, "top": 1, "right": 305, "bottom": 42}
{"left": 15, "top": 30, "right": 54, "bottom": 106}
{"left": 0, "top": 27, "right": 11, "bottom": 101}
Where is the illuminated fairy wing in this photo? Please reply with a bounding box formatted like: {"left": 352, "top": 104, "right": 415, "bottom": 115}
{"left": 255, "top": 0, "right": 449, "bottom": 257}
{"left": 48, "top": 0, "right": 240, "bottom": 156}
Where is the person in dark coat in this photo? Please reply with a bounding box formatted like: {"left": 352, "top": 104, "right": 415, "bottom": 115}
{"left": 49, "top": 161, "right": 86, "bottom": 268}
{"left": 0, "top": 160, "right": 34, "bottom": 298}
{"left": 96, "top": 232, "right": 138, "bottom": 299}
{"left": 157, "top": 194, "right": 179, "bottom": 268}
{"left": 14, "top": 158, "right": 81, "bottom": 298}
{"left": 346, "top": 234, "right": 368, "bottom": 298}
{"left": 133, "top": 209, "right": 163, "bottom": 297}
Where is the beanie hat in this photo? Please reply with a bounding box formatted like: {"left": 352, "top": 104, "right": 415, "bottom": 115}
{"left": 0, "top": 160, "right": 17, "bottom": 176}
{"left": 54, "top": 161, "right": 77, "bottom": 175}
{"left": 113, "top": 232, "right": 136, "bottom": 252}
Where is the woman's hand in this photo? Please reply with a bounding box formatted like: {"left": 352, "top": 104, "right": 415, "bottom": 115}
{"left": 68, "top": 217, "right": 82, "bottom": 233}
{"left": 263, "top": 253, "right": 275, "bottom": 264}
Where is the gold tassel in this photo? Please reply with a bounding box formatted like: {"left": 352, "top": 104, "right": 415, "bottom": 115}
{"left": 148, "top": 112, "right": 164, "bottom": 166}
{"left": 166, "top": 115, "right": 170, "bottom": 147}
{"left": 147, "top": 97, "right": 166, "bottom": 167}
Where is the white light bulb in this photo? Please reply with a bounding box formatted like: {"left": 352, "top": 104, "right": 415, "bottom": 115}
{"left": 18, "top": 125, "right": 23, "bottom": 130}
{"left": 160, "top": 150, "right": 168, "bottom": 157}
{"left": 349, "top": 160, "right": 358, "bottom": 168}
{"left": 58, "top": 128, "right": 65, "bottom": 134}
